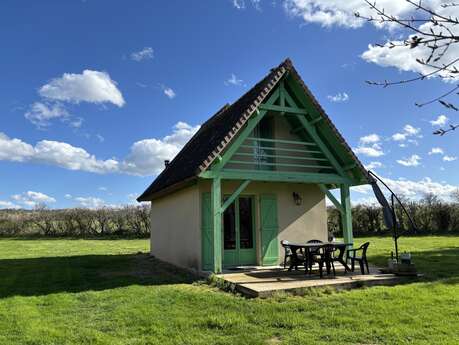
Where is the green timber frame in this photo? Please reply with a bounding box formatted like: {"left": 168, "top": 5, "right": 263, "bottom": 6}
{"left": 199, "top": 74, "right": 362, "bottom": 273}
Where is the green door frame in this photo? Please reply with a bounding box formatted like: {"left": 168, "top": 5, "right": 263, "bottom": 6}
{"left": 222, "top": 195, "right": 257, "bottom": 267}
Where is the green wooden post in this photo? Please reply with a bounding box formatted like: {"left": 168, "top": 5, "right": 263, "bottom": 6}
{"left": 211, "top": 177, "right": 222, "bottom": 273}
{"left": 318, "top": 184, "right": 343, "bottom": 214}
{"left": 340, "top": 184, "right": 353, "bottom": 252}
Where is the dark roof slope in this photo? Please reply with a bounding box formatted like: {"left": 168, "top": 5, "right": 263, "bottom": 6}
{"left": 138, "top": 58, "right": 368, "bottom": 201}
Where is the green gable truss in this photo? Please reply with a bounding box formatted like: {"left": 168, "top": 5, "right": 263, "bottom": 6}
{"left": 197, "top": 63, "right": 369, "bottom": 272}
{"left": 138, "top": 59, "right": 369, "bottom": 273}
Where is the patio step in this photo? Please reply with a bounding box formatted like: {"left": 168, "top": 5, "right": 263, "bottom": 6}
{"left": 215, "top": 265, "right": 413, "bottom": 298}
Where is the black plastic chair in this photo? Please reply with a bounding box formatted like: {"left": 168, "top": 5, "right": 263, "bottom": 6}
{"left": 305, "top": 239, "right": 323, "bottom": 274}
{"left": 317, "top": 244, "right": 338, "bottom": 278}
{"left": 280, "top": 240, "right": 292, "bottom": 269}
{"left": 347, "top": 242, "right": 370, "bottom": 274}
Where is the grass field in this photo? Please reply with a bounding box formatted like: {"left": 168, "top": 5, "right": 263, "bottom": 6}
{"left": 0, "top": 236, "right": 458, "bottom": 345}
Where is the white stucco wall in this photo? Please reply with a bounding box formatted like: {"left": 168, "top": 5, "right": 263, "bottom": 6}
{"left": 150, "top": 184, "right": 201, "bottom": 270}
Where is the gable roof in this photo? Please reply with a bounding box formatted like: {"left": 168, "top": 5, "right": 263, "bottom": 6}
{"left": 138, "top": 58, "right": 368, "bottom": 201}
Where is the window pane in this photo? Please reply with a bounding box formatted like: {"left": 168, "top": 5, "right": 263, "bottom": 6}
{"left": 253, "top": 117, "right": 273, "bottom": 171}
{"left": 239, "top": 197, "right": 253, "bottom": 249}
{"left": 223, "top": 202, "right": 236, "bottom": 250}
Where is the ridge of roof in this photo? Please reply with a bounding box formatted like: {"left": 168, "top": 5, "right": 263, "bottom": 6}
{"left": 138, "top": 58, "right": 368, "bottom": 202}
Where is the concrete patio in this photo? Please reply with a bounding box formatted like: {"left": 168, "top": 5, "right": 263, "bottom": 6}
{"left": 216, "top": 263, "right": 408, "bottom": 297}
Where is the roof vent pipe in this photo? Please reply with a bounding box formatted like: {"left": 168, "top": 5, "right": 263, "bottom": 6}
{"left": 164, "top": 160, "right": 170, "bottom": 168}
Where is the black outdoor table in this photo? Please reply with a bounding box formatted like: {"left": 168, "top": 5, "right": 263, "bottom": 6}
{"left": 285, "top": 242, "right": 352, "bottom": 273}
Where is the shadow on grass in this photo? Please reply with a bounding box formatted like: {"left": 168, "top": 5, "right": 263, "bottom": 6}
{"left": 369, "top": 247, "right": 459, "bottom": 284}
{"left": 0, "top": 253, "right": 198, "bottom": 298}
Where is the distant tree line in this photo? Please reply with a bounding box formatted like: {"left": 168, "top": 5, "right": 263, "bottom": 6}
{"left": 0, "top": 204, "right": 150, "bottom": 238}
{"left": 328, "top": 192, "right": 459, "bottom": 236}
{"left": 2, "top": 192, "right": 459, "bottom": 238}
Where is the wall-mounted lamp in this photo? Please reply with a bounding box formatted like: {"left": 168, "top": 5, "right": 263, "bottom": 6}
{"left": 292, "top": 192, "right": 302, "bottom": 206}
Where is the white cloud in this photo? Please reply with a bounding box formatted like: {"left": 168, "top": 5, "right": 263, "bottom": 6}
{"left": 327, "top": 92, "right": 349, "bottom": 103}
{"left": 11, "top": 191, "right": 56, "bottom": 208}
{"left": 364, "top": 161, "right": 383, "bottom": 170}
{"left": 0, "top": 133, "right": 119, "bottom": 173}
{"left": 392, "top": 133, "right": 406, "bottom": 141}
{"left": 0, "top": 133, "right": 35, "bottom": 162}
{"left": 231, "top": 0, "right": 262, "bottom": 10}
{"left": 397, "top": 154, "right": 421, "bottom": 167}
{"left": 34, "top": 140, "right": 120, "bottom": 173}
{"left": 428, "top": 147, "right": 444, "bottom": 155}
{"left": 359, "top": 134, "right": 380, "bottom": 145}
{"left": 64, "top": 194, "right": 73, "bottom": 199}
{"left": 353, "top": 196, "right": 379, "bottom": 206}
{"left": 362, "top": 39, "right": 459, "bottom": 82}
{"left": 353, "top": 144, "right": 384, "bottom": 157}
{"left": 130, "top": 47, "right": 154, "bottom": 62}
{"left": 0, "top": 200, "right": 20, "bottom": 209}
{"left": 391, "top": 124, "right": 421, "bottom": 142}
{"left": 74, "top": 196, "right": 106, "bottom": 209}
{"left": 96, "top": 134, "right": 105, "bottom": 143}
{"left": 39, "top": 70, "right": 125, "bottom": 107}
{"left": 354, "top": 176, "right": 459, "bottom": 204}
{"left": 443, "top": 155, "right": 457, "bottom": 162}
{"left": 232, "top": 0, "right": 245, "bottom": 9}
{"left": 69, "top": 117, "right": 84, "bottom": 129}
{"left": 403, "top": 125, "right": 420, "bottom": 136}
{"left": 163, "top": 87, "right": 176, "bottom": 99}
{"left": 384, "top": 176, "right": 458, "bottom": 201}
{"left": 122, "top": 122, "right": 200, "bottom": 175}
{"left": 98, "top": 186, "right": 108, "bottom": 191}
{"left": 25, "top": 102, "right": 68, "bottom": 128}
{"left": 0, "top": 122, "right": 200, "bottom": 176}
{"left": 224, "top": 73, "right": 244, "bottom": 86}
{"left": 352, "top": 184, "right": 372, "bottom": 194}
{"left": 360, "top": 5, "right": 459, "bottom": 82}
{"left": 282, "top": 1, "right": 458, "bottom": 81}
{"left": 353, "top": 133, "right": 384, "bottom": 157}
{"left": 430, "top": 115, "right": 449, "bottom": 127}
{"left": 283, "top": 0, "right": 413, "bottom": 28}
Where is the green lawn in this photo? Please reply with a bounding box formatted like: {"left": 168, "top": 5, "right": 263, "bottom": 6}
{"left": 0, "top": 236, "right": 458, "bottom": 345}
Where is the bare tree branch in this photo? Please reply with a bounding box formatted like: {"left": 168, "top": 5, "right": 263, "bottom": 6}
{"left": 356, "top": 0, "right": 459, "bottom": 135}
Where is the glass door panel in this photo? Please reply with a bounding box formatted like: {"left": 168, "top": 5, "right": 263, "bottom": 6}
{"left": 238, "top": 197, "right": 253, "bottom": 249}
{"left": 223, "top": 196, "right": 257, "bottom": 267}
{"left": 223, "top": 202, "right": 236, "bottom": 250}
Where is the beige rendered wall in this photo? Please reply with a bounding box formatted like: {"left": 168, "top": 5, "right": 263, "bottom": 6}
{"left": 198, "top": 180, "right": 327, "bottom": 265}
{"left": 150, "top": 184, "right": 201, "bottom": 271}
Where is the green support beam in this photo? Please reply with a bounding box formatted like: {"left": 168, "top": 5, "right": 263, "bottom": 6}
{"left": 294, "top": 115, "right": 347, "bottom": 177}
{"left": 279, "top": 80, "right": 285, "bottom": 108}
{"left": 211, "top": 177, "right": 222, "bottom": 273}
{"left": 221, "top": 180, "right": 251, "bottom": 213}
{"left": 246, "top": 136, "right": 316, "bottom": 147}
{"left": 340, "top": 184, "right": 353, "bottom": 250}
{"left": 291, "top": 126, "right": 304, "bottom": 134}
{"left": 259, "top": 104, "right": 308, "bottom": 115}
{"left": 228, "top": 160, "right": 333, "bottom": 170}
{"left": 281, "top": 83, "right": 348, "bottom": 179}
{"left": 318, "top": 184, "right": 343, "bottom": 214}
{"left": 310, "top": 117, "right": 323, "bottom": 125}
{"left": 200, "top": 169, "right": 352, "bottom": 185}
{"left": 343, "top": 163, "right": 357, "bottom": 171}
{"left": 211, "top": 88, "right": 280, "bottom": 173}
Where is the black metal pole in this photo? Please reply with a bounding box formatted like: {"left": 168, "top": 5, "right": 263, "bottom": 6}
{"left": 391, "top": 194, "right": 399, "bottom": 262}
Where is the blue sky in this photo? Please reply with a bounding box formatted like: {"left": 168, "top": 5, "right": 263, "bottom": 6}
{"left": 1, "top": 0, "right": 458, "bottom": 209}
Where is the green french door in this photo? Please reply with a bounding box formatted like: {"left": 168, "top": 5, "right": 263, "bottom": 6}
{"left": 223, "top": 196, "right": 256, "bottom": 267}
